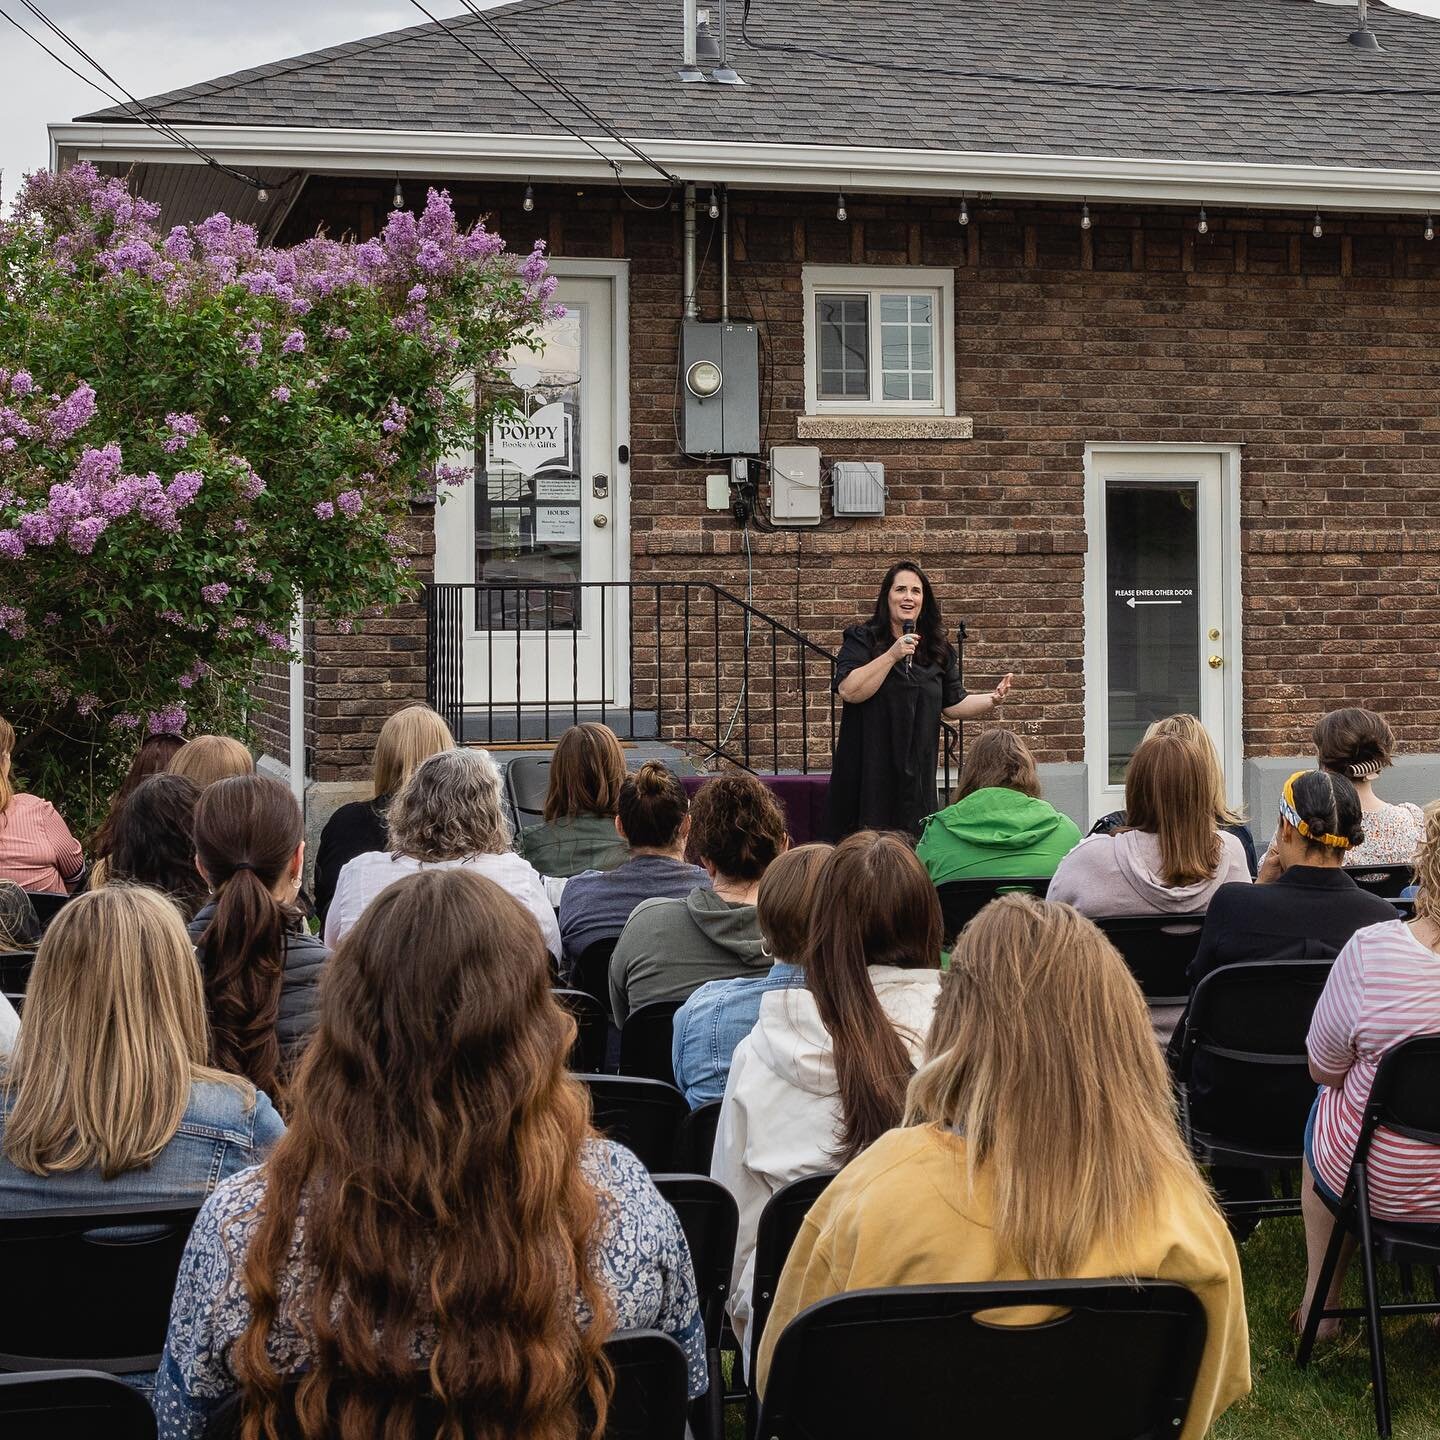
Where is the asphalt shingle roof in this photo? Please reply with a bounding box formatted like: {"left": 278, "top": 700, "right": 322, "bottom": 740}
{"left": 73, "top": 0, "right": 1440, "bottom": 172}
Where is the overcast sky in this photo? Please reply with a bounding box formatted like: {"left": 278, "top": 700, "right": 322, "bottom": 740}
{"left": 5, "top": 0, "right": 1440, "bottom": 207}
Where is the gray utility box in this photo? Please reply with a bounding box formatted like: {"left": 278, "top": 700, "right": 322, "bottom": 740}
{"left": 681, "top": 322, "right": 760, "bottom": 456}
{"left": 832, "top": 460, "right": 886, "bottom": 516}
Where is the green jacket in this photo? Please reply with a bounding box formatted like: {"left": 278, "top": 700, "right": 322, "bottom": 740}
{"left": 916, "top": 786, "right": 1082, "bottom": 886}
{"left": 516, "top": 814, "right": 629, "bottom": 879}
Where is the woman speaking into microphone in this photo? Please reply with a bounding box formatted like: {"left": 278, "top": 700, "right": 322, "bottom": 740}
{"left": 825, "top": 561, "right": 1014, "bottom": 841}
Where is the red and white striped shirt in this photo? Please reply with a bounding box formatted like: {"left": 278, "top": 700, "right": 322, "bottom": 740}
{"left": 0, "top": 792, "right": 85, "bottom": 895}
{"left": 1309, "top": 919, "right": 1440, "bottom": 1219}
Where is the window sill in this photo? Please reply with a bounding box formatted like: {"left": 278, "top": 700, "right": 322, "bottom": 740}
{"left": 795, "top": 415, "right": 974, "bottom": 441}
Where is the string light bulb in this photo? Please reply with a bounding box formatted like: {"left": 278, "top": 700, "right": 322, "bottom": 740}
{"left": 958, "top": 196, "right": 970, "bottom": 226}
{"left": 1311, "top": 210, "right": 1324, "bottom": 239}
{"left": 708, "top": 188, "right": 721, "bottom": 220}
{"left": 1080, "top": 201, "right": 1092, "bottom": 231}
{"left": 393, "top": 179, "right": 405, "bottom": 210}
{"left": 1426, "top": 214, "right": 1435, "bottom": 242}
{"left": 836, "top": 191, "right": 847, "bottom": 222}
{"left": 256, "top": 187, "right": 269, "bottom": 204}
{"left": 523, "top": 184, "right": 535, "bottom": 212}
{"left": 1197, "top": 206, "right": 1208, "bottom": 235}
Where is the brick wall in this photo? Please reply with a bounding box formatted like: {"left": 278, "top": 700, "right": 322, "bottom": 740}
{"left": 262, "top": 178, "right": 1440, "bottom": 778}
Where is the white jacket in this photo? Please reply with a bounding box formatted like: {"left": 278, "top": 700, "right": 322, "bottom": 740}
{"left": 710, "top": 965, "right": 942, "bottom": 1365}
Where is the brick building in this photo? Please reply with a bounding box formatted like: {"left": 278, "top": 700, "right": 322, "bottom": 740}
{"left": 47, "top": 0, "right": 1440, "bottom": 829}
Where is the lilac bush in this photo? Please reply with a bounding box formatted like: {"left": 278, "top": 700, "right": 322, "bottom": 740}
{"left": 0, "top": 163, "right": 558, "bottom": 823}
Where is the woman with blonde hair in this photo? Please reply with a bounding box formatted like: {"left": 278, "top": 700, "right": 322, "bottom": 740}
{"left": 1048, "top": 731, "right": 1250, "bottom": 917}
{"left": 0, "top": 885, "right": 282, "bottom": 1208}
{"left": 154, "top": 868, "right": 705, "bottom": 1439}
{"left": 168, "top": 734, "right": 254, "bottom": 790}
{"left": 313, "top": 705, "right": 454, "bottom": 921}
{"left": 0, "top": 715, "right": 85, "bottom": 895}
{"left": 324, "top": 747, "right": 559, "bottom": 958}
{"left": 758, "top": 895, "right": 1250, "bottom": 1439}
{"left": 518, "top": 722, "right": 631, "bottom": 878}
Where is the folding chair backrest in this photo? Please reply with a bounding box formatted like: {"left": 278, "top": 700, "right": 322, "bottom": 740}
{"left": 1185, "top": 959, "right": 1333, "bottom": 1146}
{"left": 652, "top": 1175, "right": 739, "bottom": 1347}
{"left": 0, "top": 1203, "right": 202, "bottom": 1372}
{"left": 505, "top": 756, "right": 551, "bottom": 833}
{"left": 578, "top": 938, "right": 620, "bottom": 1011}
{"left": 554, "top": 988, "right": 608, "bottom": 1073}
{"left": 1345, "top": 863, "right": 1414, "bottom": 899}
{"left": 0, "top": 947, "right": 36, "bottom": 1009}
{"left": 758, "top": 1280, "right": 1207, "bottom": 1440}
{"left": 673, "top": 1101, "right": 722, "bottom": 1174}
{"left": 25, "top": 891, "right": 72, "bottom": 932}
{"left": 1367, "top": 1033, "right": 1440, "bottom": 1147}
{"left": 750, "top": 1172, "right": 837, "bottom": 1380}
{"left": 0, "top": 1369, "right": 157, "bottom": 1440}
{"left": 1094, "top": 914, "right": 1207, "bottom": 1006}
{"left": 576, "top": 1074, "right": 689, "bottom": 1172}
{"left": 619, "top": 1000, "right": 682, "bottom": 1086}
{"left": 934, "top": 877, "right": 1051, "bottom": 945}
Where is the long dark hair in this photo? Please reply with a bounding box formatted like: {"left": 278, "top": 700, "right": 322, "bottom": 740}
{"left": 233, "top": 869, "right": 613, "bottom": 1440}
{"left": 108, "top": 774, "right": 209, "bottom": 919}
{"left": 861, "top": 560, "right": 952, "bottom": 669}
{"left": 192, "top": 775, "right": 302, "bottom": 1101}
{"left": 805, "top": 831, "right": 942, "bottom": 1164}
{"left": 91, "top": 733, "right": 187, "bottom": 859}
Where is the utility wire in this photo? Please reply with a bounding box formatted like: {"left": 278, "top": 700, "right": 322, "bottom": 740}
{"left": 739, "top": 0, "right": 1440, "bottom": 99}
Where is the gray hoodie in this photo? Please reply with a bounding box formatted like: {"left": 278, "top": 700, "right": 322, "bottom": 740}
{"left": 1047, "top": 829, "right": 1251, "bottom": 917}
{"left": 609, "top": 886, "right": 768, "bottom": 1024}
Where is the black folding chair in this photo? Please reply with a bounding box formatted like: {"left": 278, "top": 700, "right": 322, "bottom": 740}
{"left": 1345, "top": 864, "right": 1414, "bottom": 900}
{"left": 1296, "top": 1033, "right": 1440, "bottom": 1437}
{"left": 934, "top": 876, "right": 1051, "bottom": 945}
{"left": 201, "top": 1329, "right": 688, "bottom": 1440}
{"left": 0, "top": 947, "right": 36, "bottom": 1011}
{"left": 0, "top": 1202, "right": 202, "bottom": 1373}
{"left": 505, "top": 755, "right": 551, "bottom": 833}
{"left": 576, "top": 1074, "right": 690, "bottom": 1173}
{"left": 25, "top": 891, "right": 72, "bottom": 932}
{"left": 620, "top": 1000, "right": 682, "bottom": 1087}
{"left": 1094, "top": 913, "right": 1207, "bottom": 1007}
{"left": 0, "top": 1370, "right": 157, "bottom": 1440}
{"left": 578, "top": 937, "right": 620, "bottom": 1011}
{"left": 757, "top": 1280, "right": 1208, "bottom": 1440}
{"left": 1178, "top": 959, "right": 1333, "bottom": 1221}
{"left": 747, "top": 1172, "right": 837, "bottom": 1427}
{"left": 674, "top": 1100, "right": 722, "bottom": 1174}
{"left": 555, "top": 987, "right": 608, "bottom": 1073}
{"left": 653, "top": 1175, "right": 738, "bottom": 1440}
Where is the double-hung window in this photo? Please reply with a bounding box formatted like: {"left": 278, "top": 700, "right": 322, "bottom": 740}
{"left": 802, "top": 266, "right": 955, "bottom": 416}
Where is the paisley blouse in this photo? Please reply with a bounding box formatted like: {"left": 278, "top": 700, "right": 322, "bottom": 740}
{"left": 151, "top": 1140, "right": 706, "bottom": 1438}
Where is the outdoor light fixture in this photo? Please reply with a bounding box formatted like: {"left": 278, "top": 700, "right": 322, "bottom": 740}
{"left": 708, "top": 188, "right": 721, "bottom": 220}
{"left": 958, "top": 197, "right": 970, "bottom": 226}
{"left": 256, "top": 187, "right": 269, "bottom": 204}
{"left": 686, "top": 358, "right": 723, "bottom": 398}
{"left": 1080, "top": 201, "right": 1092, "bottom": 230}
{"left": 1426, "top": 214, "right": 1435, "bottom": 242}
{"left": 1197, "top": 206, "right": 1208, "bottom": 235}
{"left": 837, "top": 192, "right": 848, "bottom": 222}
{"left": 393, "top": 179, "right": 405, "bottom": 209}
{"left": 1312, "top": 211, "right": 1324, "bottom": 239}
{"left": 523, "top": 184, "right": 535, "bottom": 212}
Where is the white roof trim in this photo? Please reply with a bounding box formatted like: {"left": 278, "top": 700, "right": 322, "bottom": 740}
{"left": 48, "top": 121, "right": 1440, "bottom": 214}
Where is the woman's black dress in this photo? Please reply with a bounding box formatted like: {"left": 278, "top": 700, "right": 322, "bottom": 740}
{"left": 824, "top": 624, "right": 965, "bottom": 841}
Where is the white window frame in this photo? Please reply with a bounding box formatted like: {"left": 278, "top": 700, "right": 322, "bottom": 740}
{"left": 801, "top": 265, "right": 956, "bottom": 417}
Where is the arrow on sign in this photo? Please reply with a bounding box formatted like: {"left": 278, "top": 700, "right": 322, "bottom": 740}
{"left": 1126, "top": 596, "right": 1182, "bottom": 608}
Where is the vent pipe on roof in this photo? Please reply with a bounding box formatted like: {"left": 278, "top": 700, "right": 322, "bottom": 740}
{"left": 1348, "top": 0, "right": 1381, "bottom": 50}
{"left": 680, "top": 0, "right": 705, "bottom": 80}
{"left": 711, "top": 0, "right": 746, "bottom": 84}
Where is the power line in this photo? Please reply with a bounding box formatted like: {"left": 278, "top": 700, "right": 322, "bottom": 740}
{"left": 739, "top": 0, "right": 1440, "bottom": 99}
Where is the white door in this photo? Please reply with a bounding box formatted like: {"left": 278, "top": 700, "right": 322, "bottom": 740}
{"left": 434, "top": 274, "right": 627, "bottom": 720}
{"left": 1083, "top": 447, "right": 1242, "bottom": 824}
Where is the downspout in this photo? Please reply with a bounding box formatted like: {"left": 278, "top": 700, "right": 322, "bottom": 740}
{"left": 720, "top": 184, "right": 730, "bottom": 323}
{"left": 288, "top": 594, "right": 305, "bottom": 811}
{"left": 683, "top": 182, "right": 699, "bottom": 320}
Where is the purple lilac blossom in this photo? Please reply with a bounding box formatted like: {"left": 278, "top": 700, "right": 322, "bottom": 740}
{"left": 201, "top": 581, "right": 231, "bottom": 604}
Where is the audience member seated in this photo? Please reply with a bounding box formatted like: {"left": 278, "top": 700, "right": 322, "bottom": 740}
{"left": 559, "top": 760, "right": 708, "bottom": 973}
{"left": 0, "top": 993, "right": 15, "bottom": 1055}
{"left": 517, "top": 722, "right": 632, "bottom": 879}
{"left": 189, "top": 776, "right": 326, "bottom": 1106}
{"left": 757, "top": 894, "right": 1250, "bottom": 1438}
{"left": 103, "top": 774, "right": 209, "bottom": 920}
{"left": 916, "top": 728, "right": 1081, "bottom": 885}
{"left": 1299, "top": 800, "right": 1440, "bottom": 1339}
{"left": 1311, "top": 707, "right": 1424, "bottom": 868}
{"left": 0, "top": 886, "right": 283, "bottom": 1209}
{"left": 1087, "top": 714, "right": 1257, "bottom": 876}
{"left": 324, "top": 748, "right": 560, "bottom": 959}
{"left": 608, "top": 769, "right": 786, "bottom": 1025}
{"left": 672, "top": 844, "right": 829, "bottom": 1109}
{"left": 313, "top": 704, "right": 453, "bottom": 923}
{"left": 0, "top": 879, "right": 40, "bottom": 951}
{"left": 0, "top": 714, "right": 85, "bottom": 895}
{"left": 168, "top": 734, "right": 255, "bottom": 790}
{"left": 88, "top": 733, "right": 187, "bottom": 875}
{"left": 713, "top": 832, "right": 943, "bottom": 1360}
{"left": 153, "top": 869, "right": 706, "bottom": 1439}
{"left": 1048, "top": 731, "right": 1250, "bottom": 917}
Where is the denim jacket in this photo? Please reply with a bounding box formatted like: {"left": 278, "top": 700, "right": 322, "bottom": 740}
{"left": 0, "top": 1077, "right": 285, "bottom": 1211}
{"left": 671, "top": 962, "right": 805, "bottom": 1108}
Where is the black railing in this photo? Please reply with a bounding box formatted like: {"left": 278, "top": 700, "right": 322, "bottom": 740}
{"left": 425, "top": 581, "right": 963, "bottom": 791}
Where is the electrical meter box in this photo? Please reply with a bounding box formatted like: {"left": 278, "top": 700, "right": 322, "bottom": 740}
{"left": 769, "top": 446, "right": 822, "bottom": 526}
{"left": 681, "top": 322, "right": 760, "bottom": 456}
{"left": 832, "top": 461, "right": 886, "bottom": 516}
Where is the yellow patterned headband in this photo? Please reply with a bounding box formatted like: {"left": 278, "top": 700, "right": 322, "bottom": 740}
{"left": 1279, "top": 770, "right": 1353, "bottom": 849}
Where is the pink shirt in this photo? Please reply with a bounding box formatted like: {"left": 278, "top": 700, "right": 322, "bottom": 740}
{"left": 0, "top": 792, "right": 85, "bottom": 894}
{"left": 1308, "top": 919, "right": 1440, "bottom": 1219}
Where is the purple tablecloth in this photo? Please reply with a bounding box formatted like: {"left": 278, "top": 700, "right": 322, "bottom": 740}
{"left": 681, "top": 773, "right": 831, "bottom": 846}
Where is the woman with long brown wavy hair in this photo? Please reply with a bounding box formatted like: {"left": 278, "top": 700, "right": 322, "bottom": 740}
{"left": 153, "top": 868, "right": 705, "bottom": 1440}
{"left": 757, "top": 894, "right": 1250, "bottom": 1439}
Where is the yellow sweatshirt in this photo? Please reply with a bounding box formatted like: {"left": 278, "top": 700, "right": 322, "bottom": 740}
{"left": 756, "top": 1125, "right": 1250, "bottom": 1440}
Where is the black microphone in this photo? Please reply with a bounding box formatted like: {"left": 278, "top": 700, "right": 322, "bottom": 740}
{"left": 902, "top": 618, "right": 915, "bottom": 674}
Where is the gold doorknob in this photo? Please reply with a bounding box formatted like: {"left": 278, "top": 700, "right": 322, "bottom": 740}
{"left": 1208, "top": 654, "right": 1223, "bottom": 669}
{"left": 593, "top": 514, "right": 609, "bottom": 528}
